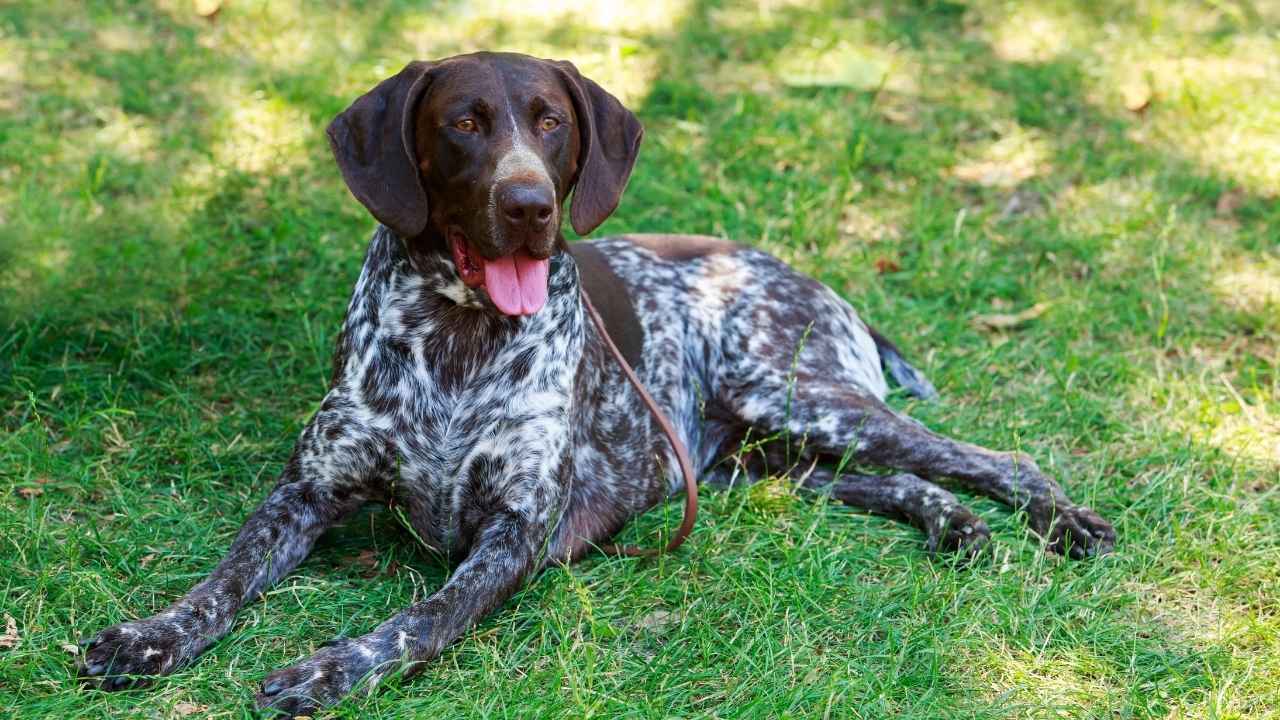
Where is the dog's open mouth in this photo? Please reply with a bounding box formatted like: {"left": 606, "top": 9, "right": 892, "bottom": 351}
{"left": 448, "top": 228, "right": 549, "bottom": 317}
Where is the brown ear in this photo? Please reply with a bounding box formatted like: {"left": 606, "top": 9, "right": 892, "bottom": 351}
{"left": 554, "top": 62, "right": 644, "bottom": 236}
{"left": 327, "top": 61, "right": 435, "bottom": 239}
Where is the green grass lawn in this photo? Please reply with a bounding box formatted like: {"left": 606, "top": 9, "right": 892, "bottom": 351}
{"left": 2, "top": 0, "right": 1278, "bottom": 717}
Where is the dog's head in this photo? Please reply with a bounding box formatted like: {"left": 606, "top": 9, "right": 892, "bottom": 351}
{"left": 327, "top": 52, "right": 643, "bottom": 316}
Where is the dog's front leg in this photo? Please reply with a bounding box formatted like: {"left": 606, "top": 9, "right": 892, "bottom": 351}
{"left": 255, "top": 508, "right": 546, "bottom": 716}
{"left": 79, "top": 398, "right": 382, "bottom": 687}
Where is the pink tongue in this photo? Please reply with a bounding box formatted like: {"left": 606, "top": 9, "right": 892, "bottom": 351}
{"left": 483, "top": 250, "right": 550, "bottom": 316}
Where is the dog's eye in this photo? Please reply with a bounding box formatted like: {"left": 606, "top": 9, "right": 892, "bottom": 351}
{"left": 454, "top": 118, "right": 477, "bottom": 132}
{"left": 540, "top": 116, "right": 560, "bottom": 132}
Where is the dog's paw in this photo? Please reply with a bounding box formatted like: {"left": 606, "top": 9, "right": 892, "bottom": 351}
{"left": 78, "top": 618, "right": 188, "bottom": 690}
{"left": 256, "top": 640, "right": 370, "bottom": 717}
{"left": 1044, "top": 504, "right": 1115, "bottom": 559}
{"left": 925, "top": 507, "right": 991, "bottom": 561}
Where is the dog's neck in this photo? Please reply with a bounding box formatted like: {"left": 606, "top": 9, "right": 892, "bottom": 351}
{"left": 400, "top": 225, "right": 465, "bottom": 295}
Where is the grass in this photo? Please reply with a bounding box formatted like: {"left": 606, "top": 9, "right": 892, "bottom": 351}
{"left": 1, "top": 0, "right": 1278, "bottom": 717}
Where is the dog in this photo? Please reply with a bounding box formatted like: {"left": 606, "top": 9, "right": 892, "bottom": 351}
{"left": 79, "top": 52, "right": 1115, "bottom": 715}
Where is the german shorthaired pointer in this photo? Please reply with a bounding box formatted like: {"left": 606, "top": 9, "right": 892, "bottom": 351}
{"left": 80, "top": 52, "right": 1115, "bottom": 715}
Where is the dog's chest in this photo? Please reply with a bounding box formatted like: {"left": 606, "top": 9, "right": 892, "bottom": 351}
{"left": 337, "top": 243, "right": 582, "bottom": 549}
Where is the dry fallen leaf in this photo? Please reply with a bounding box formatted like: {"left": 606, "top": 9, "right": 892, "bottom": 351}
{"left": 1121, "top": 80, "right": 1152, "bottom": 113}
{"left": 193, "top": 0, "right": 222, "bottom": 18}
{"left": 344, "top": 549, "right": 385, "bottom": 578}
{"left": 0, "top": 614, "right": 19, "bottom": 649}
{"left": 1216, "top": 188, "right": 1246, "bottom": 217}
{"left": 972, "top": 302, "right": 1051, "bottom": 331}
{"left": 174, "top": 701, "right": 209, "bottom": 716}
{"left": 873, "top": 257, "right": 901, "bottom": 274}
{"left": 16, "top": 486, "right": 43, "bottom": 499}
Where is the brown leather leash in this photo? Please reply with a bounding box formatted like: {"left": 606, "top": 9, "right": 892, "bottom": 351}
{"left": 580, "top": 288, "right": 698, "bottom": 557}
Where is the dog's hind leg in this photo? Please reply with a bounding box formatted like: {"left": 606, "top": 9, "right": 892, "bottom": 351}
{"left": 722, "top": 374, "right": 1114, "bottom": 558}
{"left": 732, "top": 438, "right": 988, "bottom": 556}
{"left": 709, "top": 433, "right": 989, "bottom": 557}
{"left": 799, "top": 465, "right": 990, "bottom": 557}
{"left": 79, "top": 400, "right": 382, "bottom": 688}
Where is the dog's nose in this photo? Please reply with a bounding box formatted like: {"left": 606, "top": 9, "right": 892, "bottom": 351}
{"left": 497, "top": 183, "right": 554, "bottom": 235}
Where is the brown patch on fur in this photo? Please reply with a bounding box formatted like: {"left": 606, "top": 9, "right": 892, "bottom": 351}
{"left": 622, "top": 234, "right": 740, "bottom": 262}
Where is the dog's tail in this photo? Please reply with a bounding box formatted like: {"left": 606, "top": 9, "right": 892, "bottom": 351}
{"left": 867, "top": 325, "right": 938, "bottom": 400}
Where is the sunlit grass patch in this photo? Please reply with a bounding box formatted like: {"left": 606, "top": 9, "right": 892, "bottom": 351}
{"left": 1137, "top": 355, "right": 1278, "bottom": 466}
{"left": 201, "top": 0, "right": 360, "bottom": 73}
{"left": 982, "top": 4, "right": 1084, "bottom": 63}
{"left": 774, "top": 37, "right": 918, "bottom": 94}
{"left": 1102, "top": 38, "right": 1280, "bottom": 196}
{"left": 1181, "top": 390, "right": 1278, "bottom": 467}
{"left": 964, "top": 0, "right": 1280, "bottom": 196}
{"left": 0, "top": 34, "right": 25, "bottom": 113}
{"left": 1055, "top": 177, "right": 1155, "bottom": 233}
{"left": 93, "top": 22, "right": 150, "bottom": 53}
{"left": 466, "top": 0, "right": 689, "bottom": 33}
{"left": 948, "top": 121, "right": 1053, "bottom": 188}
{"left": 211, "top": 88, "right": 315, "bottom": 174}
{"left": 1139, "top": 582, "right": 1239, "bottom": 648}
{"left": 976, "top": 644, "right": 1118, "bottom": 716}
{"left": 78, "top": 106, "right": 162, "bottom": 163}
{"left": 1011, "top": 4, "right": 1279, "bottom": 199}
{"left": 672, "top": 10, "right": 920, "bottom": 97}
{"left": 1214, "top": 254, "right": 1280, "bottom": 316}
